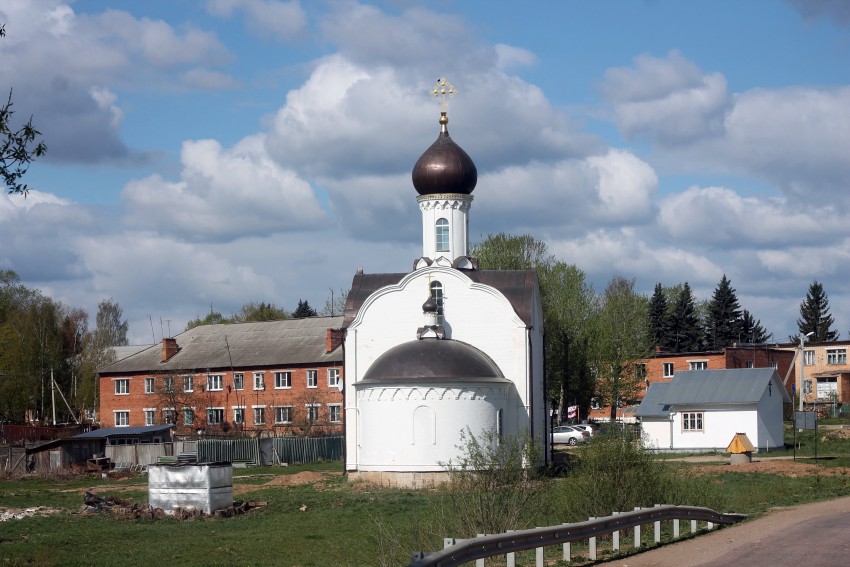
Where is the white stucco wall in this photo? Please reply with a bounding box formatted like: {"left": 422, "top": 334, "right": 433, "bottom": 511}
{"left": 344, "top": 266, "right": 545, "bottom": 472}
{"left": 641, "top": 418, "right": 672, "bottom": 450}
{"left": 355, "top": 383, "right": 508, "bottom": 471}
{"left": 669, "top": 405, "right": 758, "bottom": 451}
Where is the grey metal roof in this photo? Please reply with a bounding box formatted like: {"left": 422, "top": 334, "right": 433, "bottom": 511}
{"left": 636, "top": 382, "right": 671, "bottom": 418}
{"left": 359, "top": 338, "right": 509, "bottom": 385}
{"left": 73, "top": 425, "right": 174, "bottom": 439}
{"left": 98, "top": 316, "right": 343, "bottom": 375}
{"left": 344, "top": 270, "right": 538, "bottom": 327}
{"left": 111, "top": 345, "right": 153, "bottom": 361}
{"left": 660, "top": 368, "right": 791, "bottom": 406}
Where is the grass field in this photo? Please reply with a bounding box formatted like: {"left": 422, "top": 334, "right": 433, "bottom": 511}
{"left": 2, "top": 427, "right": 850, "bottom": 567}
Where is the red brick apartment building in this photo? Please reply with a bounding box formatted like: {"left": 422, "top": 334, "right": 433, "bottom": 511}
{"left": 98, "top": 317, "right": 344, "bottom": 437}
{"left": 588, "top": 345, "right": 796, "bottom": 422}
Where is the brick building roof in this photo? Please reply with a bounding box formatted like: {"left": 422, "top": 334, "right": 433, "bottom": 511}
{"left": 98, "top": 316, "right": 343, "bottom": 375}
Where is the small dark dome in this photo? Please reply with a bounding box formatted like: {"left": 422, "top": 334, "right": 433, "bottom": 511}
{"left": 360, "top": 339, "right": 506, "bottom": 384}
{"left": 412, "top": 113, "right": 477, "bottom": 196}
{"left": 422, "top": 296, "right": 438, "bottom": 313}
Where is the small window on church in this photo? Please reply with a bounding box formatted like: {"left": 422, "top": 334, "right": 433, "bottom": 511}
{"left": 430, "top": 281, "right": 443, "bottom": 309}
{"left": 435, "top": 218, "right": 449, "bottom": 252}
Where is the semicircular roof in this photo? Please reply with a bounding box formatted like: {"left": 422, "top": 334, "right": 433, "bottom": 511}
{"left": 360, "top": 339, "right": 507, "bottom": 385}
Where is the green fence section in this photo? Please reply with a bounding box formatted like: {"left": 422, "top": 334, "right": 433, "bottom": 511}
{"left": 272, "top": 436, "right": 343, "bottom": 464}
{"left": 198, "top": 438, "right": 261, "bottom": 465}
{"left": 196, "top": 436, "right": 343, "bottom": 465}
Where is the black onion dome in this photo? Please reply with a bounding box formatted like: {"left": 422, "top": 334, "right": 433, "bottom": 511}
{"left": 422, "top": 296, "right": 438, "bottom": 313}
{"left": 360, "top": 339, "right": 507, "bottom": 384}
{"left": 412, "top": 113, "right": 477, "bottom": 196}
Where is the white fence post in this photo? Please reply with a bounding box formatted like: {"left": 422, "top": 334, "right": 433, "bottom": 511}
{"left": 654, "top": 504, "right": 662, "bottom": 544}
{"left": 634, "top": 507, "right": 642, "bottom": 548}
{"left": 691, "top": 519, "right": 697, "bottom": 533}
{"left": 476, "top": 535, "right": 485, "bottom": 567}
{"left": 562, "top": 524, "right": 571, "bottom": 562}
{"left": 506, "top": 530, "right": 515, "bottom": 567}
{"left": 674, "top": 518, "right": 680, "bottom": 538}
{"left": 536, "top": 544, "right": 544, "bottom": 567}
{"left": 612, "top": 512, "right": 620, "bottom": 551}
{"left": 707, "top": 521, "right": 714, "bottom": 530}
{"left": 589, "top": 517, "right": 597, "bottom": 560}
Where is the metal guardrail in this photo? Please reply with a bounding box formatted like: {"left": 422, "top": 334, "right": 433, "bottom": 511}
{"left": 409, "top": 505, "right": 746, "bottom": 567}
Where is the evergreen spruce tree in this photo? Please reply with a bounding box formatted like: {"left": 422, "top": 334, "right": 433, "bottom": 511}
{"left": 740, "top": 309, "right": 772, "bottom": 344}
{"left": 794, "top": 280, "right": 838, "bottom": 342}
{"left": 668, "top": 282, "right": 702, "bottom": 352}
{"left": 706, "top": 275, "right": 742, "bottom": 349}
{"left": 292, "top": 299, "right": 317, "bottom": 319}
{"left": 648, "top": 283, "right": 668, "bottom": 350}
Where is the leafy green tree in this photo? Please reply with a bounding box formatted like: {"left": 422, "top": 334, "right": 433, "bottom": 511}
{"left": 470, "top": 232, "right": 552, "bottom": 270}
{"left": 1, "top": 24, "right": 47, "bottom": 195}
{"left": 705, "top": 275, "right": 742, "bottom": 349}
{"left": 0, "top": 293, "right": 66, "bottom": 422}
{"left": 321, "top": 288, "right": 349, "bottom": 317}
{"left": 648, "top": 283, "right": 669, "bottom": 350}
{"left": 740, "top": 309, "right": 772, "bottom": 344}
{"left": 668, "top": 282, "right": 702, "bottom": 352}
{"left": 77, "top": 299, "right": 128, "bottom": 418}
{"left": 94, "top": 298, "right": 129, "bottom": 346}
{"left": 293, "top": 299, "right": 317, "bottom": 318}
{"left": 794, "top": 280, "right": 838, "bottom": 342}
{"left": 236, "top": 301, "right": 288, "bottom": 322}
{"left": 186, "top": 309, "right": 228, "bottom": 330}
{"left": 539, "top": 261, "right": 596, "bottom": 422}
{"left": 592, "top": 276, "right": 653, "bottom": 421}
{"left": 471, "top": 234, "right": 598, "bottom": 420}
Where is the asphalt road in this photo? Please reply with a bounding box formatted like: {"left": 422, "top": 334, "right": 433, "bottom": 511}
{"left": 611, "top": 495, "right": 850, "bottom": 567}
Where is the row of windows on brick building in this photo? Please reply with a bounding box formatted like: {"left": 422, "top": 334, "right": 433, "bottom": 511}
{"left": 113, "top": 403, "right": 342, "bottom": 428}
{"left": 112, "top": 368, "right": 341, "bottom": 396}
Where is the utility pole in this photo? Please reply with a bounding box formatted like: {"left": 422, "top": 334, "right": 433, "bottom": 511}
{"left": 51, "top": 369, "right": 56, "bottom": 426}
{"left": 798, "top": 332, "right": 814, "bottom": 412}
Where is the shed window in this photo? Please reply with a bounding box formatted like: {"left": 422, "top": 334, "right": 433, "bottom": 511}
{"left": 682, "top": 412, "right": 703, "bottom": 431}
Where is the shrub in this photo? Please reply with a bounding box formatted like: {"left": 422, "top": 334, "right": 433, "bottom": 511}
{"left": 558, "top": 430, "right": 721, "bottom": 520}
{"left": 438, "top": 427, "right": 550, "bottom": 537}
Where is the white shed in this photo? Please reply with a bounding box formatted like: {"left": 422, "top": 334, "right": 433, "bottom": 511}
{"left": 637, "top": 368, "right": 790, "bottom": 452}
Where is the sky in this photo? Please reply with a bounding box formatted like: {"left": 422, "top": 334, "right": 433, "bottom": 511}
{"left": 1, "top": 0, "right": 849, "bottom": 345}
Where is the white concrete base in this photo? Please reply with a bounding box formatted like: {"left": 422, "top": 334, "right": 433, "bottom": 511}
{"left": 347, "top": 470, "right": 449, "bottom": 489}
{"left": 729, "top": 452, "right": 752, "bottom": 465}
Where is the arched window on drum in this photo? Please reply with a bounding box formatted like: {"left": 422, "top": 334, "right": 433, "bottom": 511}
{"left": 435, "top": 218, "right": 449, "bottom": 252}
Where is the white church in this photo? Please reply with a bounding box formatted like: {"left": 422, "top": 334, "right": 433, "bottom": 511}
{"left": 342, "top": 81, "right": 548, "bottom": 487}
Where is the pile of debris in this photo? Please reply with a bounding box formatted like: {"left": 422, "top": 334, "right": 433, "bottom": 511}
{"left": 80, "top": 492, "right": 265, "bottom": 520}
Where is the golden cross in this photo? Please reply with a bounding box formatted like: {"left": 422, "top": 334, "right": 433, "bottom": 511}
{"left": 430, "top": 77, "right": 456, "bottom": 111}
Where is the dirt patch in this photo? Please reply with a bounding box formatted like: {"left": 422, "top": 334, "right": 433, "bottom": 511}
{"left": 689, "top": 458, "right": 850, "bottom": 477}
{"left": 231, "top": 470, "right": 341, "bottom": 495}
{"left": 260, "top": 471, "right": 340, "bottom": 486}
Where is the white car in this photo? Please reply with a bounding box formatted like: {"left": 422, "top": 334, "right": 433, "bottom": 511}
{"left": 572, "top": 424, "right": 599, "bottom": 436}
{"left": 552, "top": 425, "right": 590, "bottom": 445}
